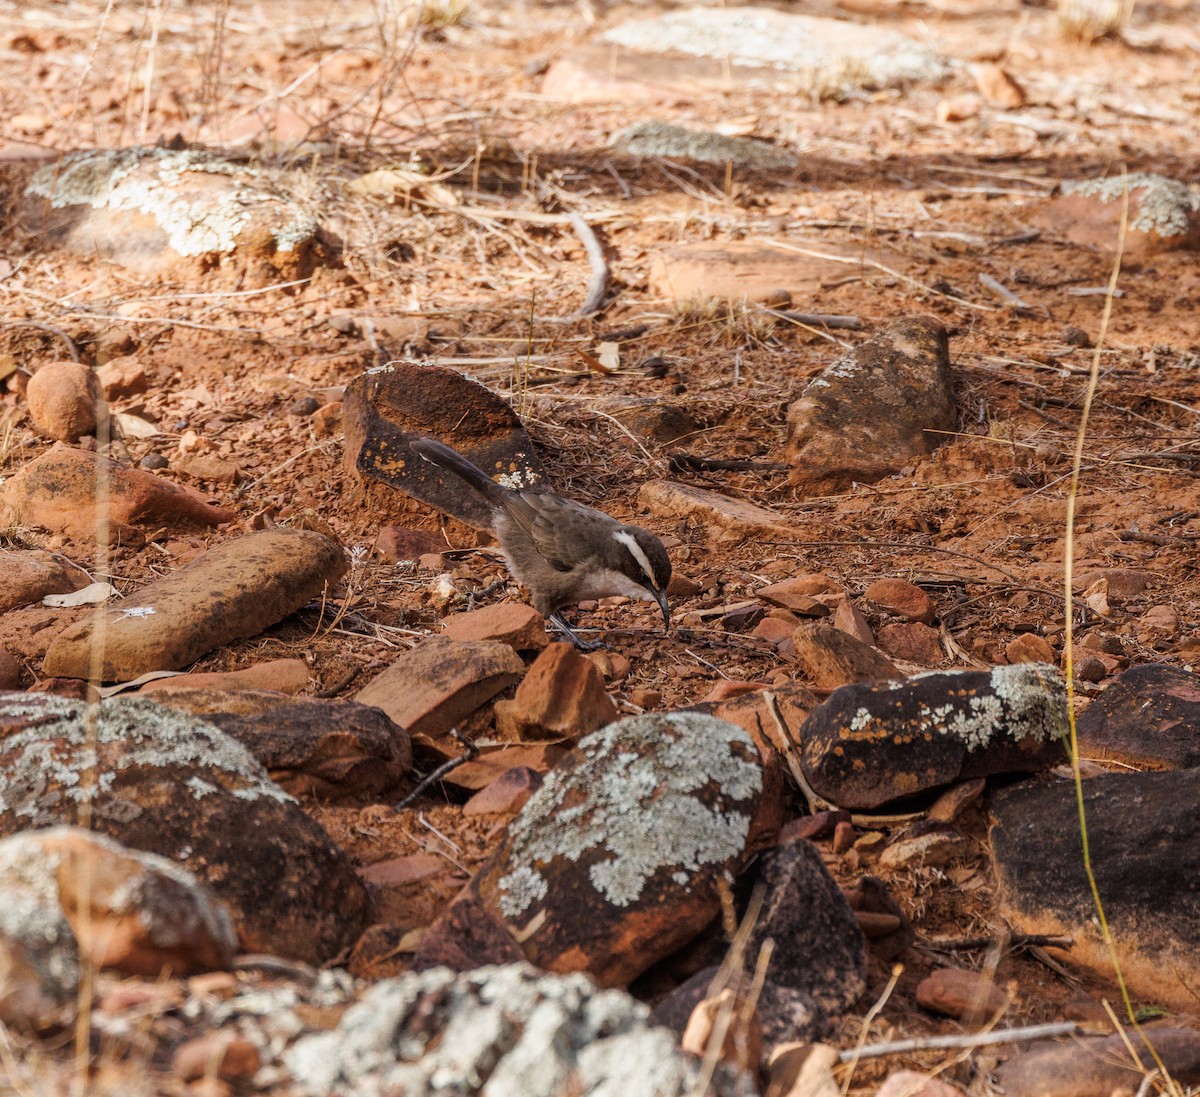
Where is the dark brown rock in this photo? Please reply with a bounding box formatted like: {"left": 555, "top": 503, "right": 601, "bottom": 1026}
{"left": 996, "top": 1026, "right": 1200, "bottom": 1097}
{"left": 452, "top": 713, "right": 764, "bottom": 988}
{"left": 0, "top": 693, "right": 371, "bottom": 965}
{"left": 343, "top": 361, "right": 545, "bottom": 531}
{"left": 494, "top": 642, "right": 617, "bottom": 740}
{"left": 0, "top": 446, "right": 233, "bottom": 541}
{"left": 146, "top": 688, "right": 410, "bottom": 800}
{"left": 786, "top": 317, "right": 955, "bottom": 495}
{"left": 650, "top": 966, "right": 827, "bottom": 1062}
{"left": 411, "top": 891, "right": 525, "bottom": 973}
{"left": 792, "top": 622, "right": 901, "bottom": 689}
{"left": 842, "top": 877, "right": 915, "bottom": 962}
{"left": 991, "top": 769, "right": 1200, "bottom": 1012}
{"left": 43, "top": 529, "right": 346, "bottom": 681}
{"left": 746, "top": 838, "right": 867, "bottom": 1016}
{"left": 802, "top": 664, "right": 1067, "bottom": 810}
{"left": 354, "top": 637, "right": 524, "bottom": 738}
{"left": 1076, "top": 663, "right": 1200, "bottom": 769}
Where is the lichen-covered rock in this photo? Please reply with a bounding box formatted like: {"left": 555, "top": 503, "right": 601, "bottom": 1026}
{"left": 1034, "top": 173, "right": 1200, "bottom": 261}
{"left": 801, "top": 664, "right": 1067, "bottom": 810}
{"left": 991, "top": 769, "right": 1200, "bottom": 1013}
{"left": 23, "top": 147, "right": 325, "bottom": 285}
{"left": 0, "top": 693, "right": 371, "bottom": 965}
{"left": 422, "top": 710, "right": 758, "bottom": 984}
{"left": 615, "top": 122, "right": 796, "bottom": 168}
{"left": 0, "top": 827, "right": 236, "bottom": 976}
{"left": 144, "top": 688, "right": 410, "bottom": 800}
{"left": 429, "top": 713, "right": 765, "bottom": 987}
{"left": 786, "top": 316, "right": 956, "bottom": 496}
{"left": 42, "top": 528, "right": 346, "bottom": 681}
{"left": 0, "top": 885, "right": 79, "bottom": 1028}
{"left": 283, "top": 964, "right": 757, "bottom": 1097}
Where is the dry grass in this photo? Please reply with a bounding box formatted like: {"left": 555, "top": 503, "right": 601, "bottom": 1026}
{"left": 1056, "top": 0, "right": 1135, "bottom": 41}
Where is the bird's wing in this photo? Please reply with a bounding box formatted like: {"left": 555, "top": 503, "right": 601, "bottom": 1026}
{"left": 503, "top": 490, "right": 606, "bottom": 573}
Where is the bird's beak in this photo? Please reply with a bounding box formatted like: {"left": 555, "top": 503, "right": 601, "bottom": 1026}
{"left": 656, "top": 589, "right": 671, "bottom": 632}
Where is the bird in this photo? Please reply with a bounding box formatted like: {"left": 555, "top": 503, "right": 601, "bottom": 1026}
{"left": 410, "top": 437, "right": 672, "bottom": 649}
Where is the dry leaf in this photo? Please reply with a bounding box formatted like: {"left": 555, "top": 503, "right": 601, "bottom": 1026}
{"left": 113, "top": 410, "right": 161, "bottom": 438}
{"left": 348, "top": 168, "right": 460, "bottom": 208}
{"left": 43, "top": 582, "right": 117, "bottom": 608}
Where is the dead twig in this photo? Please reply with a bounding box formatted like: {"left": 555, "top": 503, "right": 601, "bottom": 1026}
{"left": 842, "top": 1021, "right": 1082, "bottom": 1061}
{"left": 394, "top": 730, "right": 479, "bottom": 811}
{"left": 764, "top": 309, "right": 864, "bottom": 330}
{"left": 920, "top": 933, "right": 1075, "bottom": 952}
{"left": 568, "top": 212, "right": 610, "bottom": 318}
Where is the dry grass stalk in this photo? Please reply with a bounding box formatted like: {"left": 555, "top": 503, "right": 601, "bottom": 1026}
{"left": 1057, "top": 0, "right": 1135, "bottom": 41}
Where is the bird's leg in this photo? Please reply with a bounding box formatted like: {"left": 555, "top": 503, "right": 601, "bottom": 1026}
{"left": 548, "top": 611, "right": 605, "bottom": 652}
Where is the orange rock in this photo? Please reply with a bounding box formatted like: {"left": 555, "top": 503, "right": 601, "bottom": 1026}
{"left": 877, "top": 1069, "right": 967, "bottom": 1097}
{"left": 865, "top": 578, "right": 935, "bottom": 623}
{"left": 1, "top": 548, "right": 88, "bottom": 613}
{"left": 792, "top": 623, "right": 901, "bottom": 689}
{"left": 972, "top": 62, "right": 1025, "bottom": 108}
{"left": 463, "top": 766, "right": 543, "bottom": 816}
{"left": 355, "top": 637, "right": 524, "bottom": 738}
{"left": 43, "top": 529, "right": 345, "bottom": 681}
{"left": 699, "top": 679, "right": 772, "bottom": 703}
{"left": 1005, "top": 633, "right": 1055, "bottom": 665}
{"left": 140, "top": 658, "right": 310, "bottom": 695}
{"left": 832, "top": 598, "right": 874, "bottom": 646}
{"left": 25, "top": 360, "right": 106, "bottom": 442}
{"left": 639, "top": 480, "right": 793, "bottom": 543}
{"left": 494, "top": 642, "right": 617, "bottom": 740}
{"left": 0, "top": 445, "right": 233, "bottom": 541}
{"left": 94, "top": 355, "right": 149, "bottom": 400}
{"left": 916, "top": 966, "right": 1009, "bottom": 1023}
{"left": 173, "top": 1033, "right": 261, "bottom": 1081}
{"left": 877, "top": 622, "right": 943, "bottom": 666}
{"left": 0, "top": 827, "right": 236, "bottom": 977}
{"left": 440, "top": 603, "right": 549, "bottom": 651}
{"left": 936, "top": 94, "right": 981, "bottom": 123}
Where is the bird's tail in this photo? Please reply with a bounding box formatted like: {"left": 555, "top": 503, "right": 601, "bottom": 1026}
{"left": 410, "top": 438, "right": 507, "bottom": 506}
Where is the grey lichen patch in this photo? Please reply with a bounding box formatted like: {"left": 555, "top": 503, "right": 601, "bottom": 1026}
{"left": 284, "top": 964, "right": 755, "bottom": 1097}
{"left": 496, "top": 713, "right": 761, "bottom": 918}
{"left": 0, "top": 694, "right": 294, "bottom": 824}
{"left": 1064, "top": 173, "right": 1200, "bottom": 238}
{"left": 26, "top": 147, "right": 318, "bottom": 256}
{"left": 0, "top": 885, "right": 81, "bottom": 999}
{"left": 602, "top": 8, "right": 945, "bottom": 97}
{"left": 615, "top": 122, "right": 796, "bottom": 170}
{"left": 904, "top": 663, "right": 1067, "bottom": 749}
{"left": 0, "top": 827, "right": 236, "bottom": 955}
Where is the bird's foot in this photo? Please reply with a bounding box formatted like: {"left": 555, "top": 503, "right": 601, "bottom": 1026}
{"left": 548, "top": 612, "right": 606, "bottom": 652}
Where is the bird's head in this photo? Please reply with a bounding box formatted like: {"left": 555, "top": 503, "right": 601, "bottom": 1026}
{"left": 611, "top": 526, "right": 673, "bottom": 630}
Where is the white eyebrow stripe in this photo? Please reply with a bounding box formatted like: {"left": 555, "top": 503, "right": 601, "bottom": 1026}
{"left": 613, "top": 529, "right": 657, "bottom": 588}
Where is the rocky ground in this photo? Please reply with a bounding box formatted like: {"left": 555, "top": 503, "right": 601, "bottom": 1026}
{"left": 0, "top": 0, "right": 1198, "bottom": 1093}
